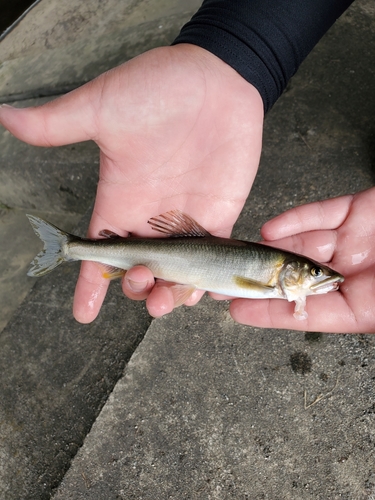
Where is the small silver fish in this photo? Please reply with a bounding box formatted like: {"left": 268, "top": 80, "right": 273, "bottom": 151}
{"left": 26, "top": 210, "right": 344, "bottom": 320}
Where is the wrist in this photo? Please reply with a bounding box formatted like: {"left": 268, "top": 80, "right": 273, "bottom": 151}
{"left": 170, "top": 43, "right": 264, "bottom": 119}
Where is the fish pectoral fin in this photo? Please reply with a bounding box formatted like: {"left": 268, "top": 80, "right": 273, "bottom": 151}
{"left": 148, "top": 210, "right": 211, "bottom": 238}
{"left": 99, "top": 264, "right": 126, "bottom": 280}
{"left": 234, "top": 275, "right": 275, "bottom": 293}
{"left": 158, "top": 282, "right": 197, "bottom": 307}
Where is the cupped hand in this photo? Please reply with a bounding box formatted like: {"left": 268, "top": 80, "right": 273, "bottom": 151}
{"left": 0, "top": 44, "right": 264, "bottom": 322}
{"left": 230, "top": 187, "right": 375, "bottom": 333}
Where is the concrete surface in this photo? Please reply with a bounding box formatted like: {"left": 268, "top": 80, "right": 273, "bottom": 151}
{"left": 0, "top": 0, "right": 374, "bottom": 499}
{"left": 0, "top": 210, "right": 152, "bottom": 499}
{"left": 0, "top": 94, "right": 100, "bottom": 330}
{"left": 0, "top": 207, "right": 79, "bottom": 332}
{"left": 0, "top": 0, "right": 201, "bottom": 101}
{"left": 54, "top": 301, "right": 375, "bottom": 499}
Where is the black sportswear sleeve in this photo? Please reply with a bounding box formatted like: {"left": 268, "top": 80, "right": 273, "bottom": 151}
{"left": 172, "top": 0, "right": 354, "bottom": 112}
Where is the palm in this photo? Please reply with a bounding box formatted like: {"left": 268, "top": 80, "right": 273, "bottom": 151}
{"left": 231, "top": 188, "right": 375, "bottom": 333}
{"left": 0, "top": 45, "right": 264, "bottom": 322}
{"left": 91, "top": 47, "right": 261, "bottom": 237}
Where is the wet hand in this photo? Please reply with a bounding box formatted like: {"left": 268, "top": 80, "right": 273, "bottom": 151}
{"left": 230, "top": 188, "right": 375, "bottom": 333}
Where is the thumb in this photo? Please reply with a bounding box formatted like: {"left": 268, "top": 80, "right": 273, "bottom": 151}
{"left": 0, "top": 84, "right": 98, "bottom": 147}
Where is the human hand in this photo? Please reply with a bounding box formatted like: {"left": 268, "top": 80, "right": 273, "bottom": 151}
{"left": 0, "top": 44, "right": 264, "bottom": 322}
{"left": 230, "top": 187, "right": 375, "bottom": 333}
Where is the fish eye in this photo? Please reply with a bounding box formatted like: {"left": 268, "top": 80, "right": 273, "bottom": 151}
{"left": 310, "top": 266, "right": 324, "bottom": 277}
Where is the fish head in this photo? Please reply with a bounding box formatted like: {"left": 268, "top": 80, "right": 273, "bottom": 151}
{"left": 279, "top": 257, "right": 344, "bottom": 302}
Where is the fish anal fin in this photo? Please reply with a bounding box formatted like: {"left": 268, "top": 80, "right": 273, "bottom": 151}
{"left": 99, "top": 264, "right": 126, "bottom": 280}
{"left": 234, "top": 275, "right": 275, "bottom": 293}
{"left": 159, "top": 282, "right": 197, "bottom": 307}
{"left": 148, "top": 210, "right": 210, "bottom": 238}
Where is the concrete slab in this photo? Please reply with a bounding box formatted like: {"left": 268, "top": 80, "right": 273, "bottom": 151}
{"left": 0, "top": 94, "right": 99, "bottom": 334}
{"left": 0, "top": 209, "right": 152, "bottom": 500}
{"left": 0, "top": 99, "right": 99, "bottom": 212}
{"left": 54, "top": 299, "right": 375, "bottom": 499}
{"left": 0, "top": 207, "right": 79, "bottom": 332}
{"left": 0, "top": 0, "right": 201, "bottom": 101}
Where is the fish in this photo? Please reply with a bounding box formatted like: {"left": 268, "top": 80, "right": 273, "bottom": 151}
{"left": 26, "top": 210, "right": 344, "bottom": 320}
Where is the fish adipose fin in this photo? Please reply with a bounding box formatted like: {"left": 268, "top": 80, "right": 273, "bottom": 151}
{"left": 148, "top": 210, "right": 211, "bottom": 238}
{"left": 234, "top": 276, "right": 275, "bottom": 293}
{"left": 26, "top": 215, "right": 73, "bottom": 277}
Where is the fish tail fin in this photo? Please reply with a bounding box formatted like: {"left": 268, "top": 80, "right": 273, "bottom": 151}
{"left": 26, "top": 215, "right": 74, "bottom": 277}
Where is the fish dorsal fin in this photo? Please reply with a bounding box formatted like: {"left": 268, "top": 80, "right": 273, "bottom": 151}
{"left": 148, "top": 210, "right": 211, "bottom": 237}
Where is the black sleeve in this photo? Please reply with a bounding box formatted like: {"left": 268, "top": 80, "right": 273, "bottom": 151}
{"left": 172, "top": 0, "right": 354, "bottom": 112}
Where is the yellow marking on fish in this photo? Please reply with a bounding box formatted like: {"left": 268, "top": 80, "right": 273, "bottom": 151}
{"left": 102, "top": 267, "right": 126, "bottom": 280}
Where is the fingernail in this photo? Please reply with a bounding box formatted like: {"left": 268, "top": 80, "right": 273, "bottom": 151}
{"left": 127, "top": 279, "right": 149, "bottom": 293}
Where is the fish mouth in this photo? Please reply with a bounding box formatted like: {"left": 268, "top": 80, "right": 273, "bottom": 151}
{"left": 310, "top": 274, "right": 344, "bottom": 293}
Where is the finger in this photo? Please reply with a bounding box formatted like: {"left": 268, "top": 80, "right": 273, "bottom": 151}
{"left": 184, "top": 289, "right": 205, "bottom": 306}
{"left": 229, "top": 292, "right": 358, "bottom": 333}
{"left": 0, "top": 83, "right": 97, "bottom": 146}
{"left": 261, "top": 229, "right": 338, "bottom": 264}
{"left": 261, "top": 195, "right": 353, "bottom": 241}
{"left": 124, "top": 263, "right": 206, "bottom": 306}
{"left": 145, "top": 281, "right": 206, "bottom": 316}
{"left": 73, "top": 262, "right": 110, "bottom": 324}
{"left": 73, "top": 209, "right": 133, "bottom": 322}
{"left": 146, "top": 283, "right": 176, "bottom": 318}
{"left": 122, "top": 266, "right": 155, "bottom": 300}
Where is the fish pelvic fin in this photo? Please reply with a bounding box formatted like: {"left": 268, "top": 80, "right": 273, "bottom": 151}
{"left": 26, "top": 215, "right": 74, "bottom": 277}
{"left": 148, "top": 210, "right": 211, "bottom": 237}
